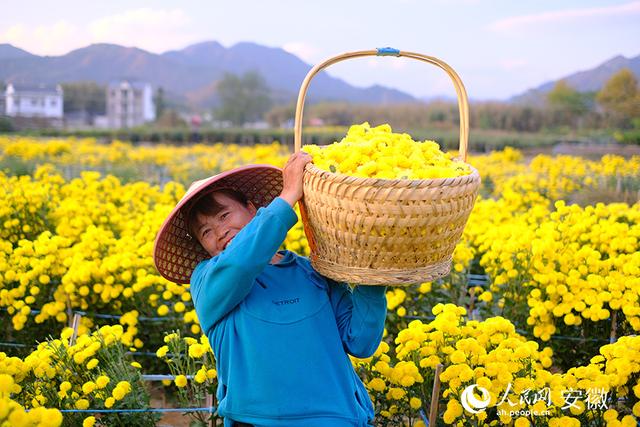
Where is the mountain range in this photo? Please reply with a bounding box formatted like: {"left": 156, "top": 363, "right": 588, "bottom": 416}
{"left": 510, "top": 54, "right": 640, "bottom": 105}
{"left": 0, "top": 41, "right": 414, "bottom": 110}
{"left": 0, "top": 41, "right": 638, "bottom": 110}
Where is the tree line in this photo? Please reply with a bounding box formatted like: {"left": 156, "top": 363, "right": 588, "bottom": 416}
{"left": 266, "top": 68, "right": 639, "bottom": 132}
{"left": 41, "top": 67, "right": 640, "bottom": 132}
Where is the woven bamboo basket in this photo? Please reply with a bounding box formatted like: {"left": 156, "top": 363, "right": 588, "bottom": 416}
{"left": 295, "top": 48, "right": 481, "bottom": 286}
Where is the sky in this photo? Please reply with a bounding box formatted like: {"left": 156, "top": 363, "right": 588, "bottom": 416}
{"left": 2, "top": 0, "right": 639, "bottom": 101}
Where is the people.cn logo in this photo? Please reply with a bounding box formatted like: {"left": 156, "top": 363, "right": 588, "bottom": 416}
{"left": 461, "top": 384, "right": 491, "bottom": 414}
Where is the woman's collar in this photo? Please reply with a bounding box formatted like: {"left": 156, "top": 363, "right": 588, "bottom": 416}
{"left": 273, "top": 249, "right": 297, "bottom": 266}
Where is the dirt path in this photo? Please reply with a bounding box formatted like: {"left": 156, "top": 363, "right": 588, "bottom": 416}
{"left": 149, "top": 386, "right": 192, "bottom": 427}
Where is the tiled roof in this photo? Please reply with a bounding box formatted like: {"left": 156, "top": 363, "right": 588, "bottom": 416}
{"left": 8, "top": 83, "right": 61, "bottom": 94}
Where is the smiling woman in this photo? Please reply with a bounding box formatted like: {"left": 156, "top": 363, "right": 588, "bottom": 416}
{"left": 185, "top": 188, "right": 257, "bottom": 257}
{"left": 153, "top": 153, "right": 388, "bottom": 427}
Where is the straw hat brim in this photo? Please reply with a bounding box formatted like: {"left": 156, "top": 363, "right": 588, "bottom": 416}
{"left": 153, "top": 164, "right": 283, "bottom": 284}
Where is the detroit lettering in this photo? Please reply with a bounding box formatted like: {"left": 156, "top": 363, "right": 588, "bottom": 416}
{"left": 272, "top": 297, "right": 301, "bottom": 306}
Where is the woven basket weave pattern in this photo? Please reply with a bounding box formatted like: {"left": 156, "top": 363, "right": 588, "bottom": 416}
{"left": 301, "top": 164, "right": 480, "bottom": 285}
{"left": 294, "top": 50, "right": 481, "bottom": 285}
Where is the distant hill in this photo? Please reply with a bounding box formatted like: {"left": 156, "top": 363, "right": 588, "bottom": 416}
{"left": 0, "top": 44, "right": 34, "bottom": 59}
{"left": 511, "top": 54, "right": 640, "bottom": 106}
{"left": 0, "top": 41, "right": 415, "bottom": 110}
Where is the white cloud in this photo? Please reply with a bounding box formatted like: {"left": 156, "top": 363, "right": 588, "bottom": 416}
{"left": 88, "top": 8, "right": 197, "bottom": 52}
{"left": 1, "top": 21, "right": 80, "bottom": 55}
{"left": 282, "top": 42, "right": 319, "bottom": 63}
{"left": 488, "top": 1, "right": 640, "bottom": 32}
{"left": 0, "top": 8, "right": 201, "bottom": 56}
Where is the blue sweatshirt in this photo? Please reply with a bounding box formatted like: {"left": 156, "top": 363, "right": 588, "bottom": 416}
{"left": 190, "top": 196, "right": 387, "bottom": 427}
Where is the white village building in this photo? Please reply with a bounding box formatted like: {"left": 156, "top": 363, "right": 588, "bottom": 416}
{"left": 106, "top": 80, "right": 155, "bottom": 128}
{"left": 4, "top": 83, "right": 63, "bottom": 118}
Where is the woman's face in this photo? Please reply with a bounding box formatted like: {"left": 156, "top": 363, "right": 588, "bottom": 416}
{"left": 194, "top": 192, "right": 257, "bottom": 257}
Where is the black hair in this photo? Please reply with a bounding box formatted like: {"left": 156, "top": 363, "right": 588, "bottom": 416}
{"left": 184, "top": 188, "right": 250, "bottom": 241}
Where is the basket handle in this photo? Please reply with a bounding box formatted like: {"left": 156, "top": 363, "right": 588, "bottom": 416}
{"left": 293, "top": 48, "right": 470, "bottom": 162}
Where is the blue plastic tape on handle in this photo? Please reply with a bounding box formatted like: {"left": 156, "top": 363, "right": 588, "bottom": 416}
{"left": 377, "top": 47, "right": 400, "bottom": 56}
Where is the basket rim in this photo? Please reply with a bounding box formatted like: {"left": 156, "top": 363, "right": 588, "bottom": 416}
{"left": 304, "top": 162, "right": 480, "bottom": 188}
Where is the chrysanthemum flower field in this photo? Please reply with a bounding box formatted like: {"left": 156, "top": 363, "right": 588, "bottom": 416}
{"left": 0, "top": 134, "right": 639, "bottom": 426}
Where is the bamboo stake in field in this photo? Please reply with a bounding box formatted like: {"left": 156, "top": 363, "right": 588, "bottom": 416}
{"left": 69, "top": 312, "right": 82, "bottom": 346}
{"left": 429, "top": 363, "right": 444, "bottom": 425}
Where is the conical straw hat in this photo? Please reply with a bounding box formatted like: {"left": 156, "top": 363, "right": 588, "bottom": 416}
{"left": 153, "top": 164, "right": 283, "bottom": 284}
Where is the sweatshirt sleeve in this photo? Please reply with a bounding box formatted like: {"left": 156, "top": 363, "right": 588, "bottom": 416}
{"left": 189, "top": 196, "right": 298, "bottom": 336}
{"left": 328, "top": 282, "right": 387, "bottom": 358}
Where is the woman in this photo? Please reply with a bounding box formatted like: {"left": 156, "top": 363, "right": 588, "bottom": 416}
{"left": 154, "top": 152, "right": 387, "bottom": 426}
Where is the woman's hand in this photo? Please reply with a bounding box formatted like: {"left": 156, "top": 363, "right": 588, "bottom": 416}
{"left": 279, "top": 151, "right": 313, "bottom": 207}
